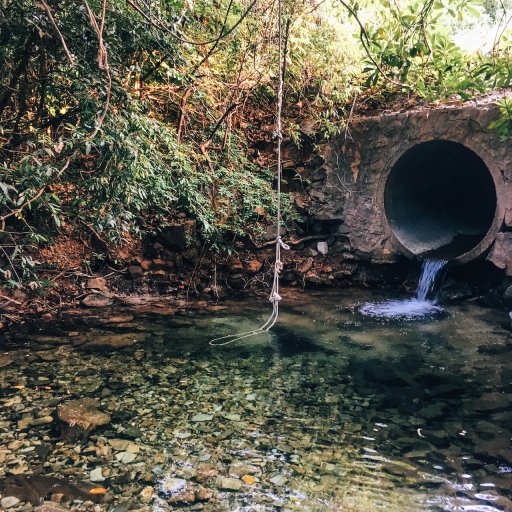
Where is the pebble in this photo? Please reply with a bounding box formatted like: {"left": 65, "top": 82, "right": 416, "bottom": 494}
{"left": 116, "top": 451, "right": 137, "bottom": 464}
{"left": 195, "top": 464, "right": 218, "bottom": 483}
{"left": 191, "top": 413, "right": 213, "bottom": 422}
{"left": 140, "top": 486, "right": 154, "bottom": 503}
{"left": 270, "top": 474, "right": 288, "bottom": 486}
{"left": 229, "top": 462, "right": 257, "bottom": 477}
{"left": 31, "top": 416, "right": 54, "bottom": 426}
{"left": 1, "top": 497, "right": 21, "bottom": 508}
{"left": 160, "top": 477, "right": 187, "bottom": 495}
{"left": 35, "top": 502, "right": 69, "bottom": 512}
{"left": 317, "top": 241, "right": 328, "bottom": 255}
{"left": 168, "top": 491, "right": 196, "bottom": 504}
{"left": 217, "top": 477, "right": 242, "bottom": 491}
{"left": 90, "top": 467, "right": 106, "bottom": 482}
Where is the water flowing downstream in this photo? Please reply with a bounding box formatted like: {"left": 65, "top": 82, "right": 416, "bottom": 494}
{"left": 360, "top": 259, "right": 448, "bottom": 319}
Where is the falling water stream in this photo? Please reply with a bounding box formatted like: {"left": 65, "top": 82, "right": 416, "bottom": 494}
{"left": 360, "top": 259, "right": 448, "bottom": 319}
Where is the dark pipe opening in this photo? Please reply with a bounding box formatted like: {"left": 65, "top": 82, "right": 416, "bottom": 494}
{"left": 384, "top": 140, "right": 497, "bottom": 261}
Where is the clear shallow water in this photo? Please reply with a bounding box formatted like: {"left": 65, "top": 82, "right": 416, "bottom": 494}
{"left": 0, "top": 289, "right": 511, "bottom": 511}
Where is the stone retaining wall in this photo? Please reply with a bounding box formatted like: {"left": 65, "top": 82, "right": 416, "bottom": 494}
{"left": 305, "top": 94, "right": 512, "bottom": 273}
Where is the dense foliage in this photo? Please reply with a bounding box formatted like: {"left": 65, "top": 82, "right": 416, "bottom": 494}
{"left": 0, "top": 0, "right": 511, "bottom": 284}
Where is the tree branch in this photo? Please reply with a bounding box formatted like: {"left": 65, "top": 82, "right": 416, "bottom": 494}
{"left": 40, "top": 0, "right": 75, "bottom": 65}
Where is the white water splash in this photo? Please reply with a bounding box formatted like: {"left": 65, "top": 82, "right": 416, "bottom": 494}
{"left": 360, "top": 259, "right": 447, "bottom": 320}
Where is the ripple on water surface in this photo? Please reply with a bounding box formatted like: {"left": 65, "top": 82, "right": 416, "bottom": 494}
{"left": 0, "top": 289, "right": 511, "bottom": 512}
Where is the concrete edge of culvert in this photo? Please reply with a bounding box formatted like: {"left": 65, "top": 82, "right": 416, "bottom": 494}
{"left": 378, "top": 138, "right": 506, "bottom": 265}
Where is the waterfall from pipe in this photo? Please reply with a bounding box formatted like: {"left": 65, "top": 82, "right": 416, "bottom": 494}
{"left": 360, "top": 259, "right": 447, "bottom": 319}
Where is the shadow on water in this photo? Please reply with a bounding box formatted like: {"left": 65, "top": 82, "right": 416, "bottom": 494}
{"left": 272, "top": 325, "right": 337, "bottom": 356}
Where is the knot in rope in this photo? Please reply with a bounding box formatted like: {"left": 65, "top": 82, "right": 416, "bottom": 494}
{"left": 270, "top": 291, "right": 282, "bottom": 303}
{"left": 276, "top": 236, "right": 290, "bottom": 250}
{"left": 208, "top": 0, "right": 287, "bottom": 348}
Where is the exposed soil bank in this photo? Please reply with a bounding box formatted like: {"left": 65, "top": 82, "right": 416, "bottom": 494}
{"left": 1, "top": 228, "right": 511, "bottom": 331}
{"left": 2, "top": 93, "right": 512, "bottom": 326}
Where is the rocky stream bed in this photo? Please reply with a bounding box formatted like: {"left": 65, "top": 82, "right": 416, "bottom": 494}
{"left": 0, "top": 290, "right": 511, "bottom": 511}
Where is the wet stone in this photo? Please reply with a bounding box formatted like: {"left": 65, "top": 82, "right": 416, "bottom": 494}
{"left": 109, "top": 439, "right": 140, "bottom": 453}
{"left": 168, "top": 491, "right": 196, "bottom": 504}
{"left": 270, "top": 474, "right": 288, "bottom": 486}
{"left": 1, "top": 497, "right": 21, "bottom": 508}
{"left": 90, "top": 467, "right": 105, "bottom": 482}
{"left": 418, "top": 403, "right": 445, "bottom": 420}
{"left": 228, "top": 462, "right": 258, "bottom": 478}
{"left": 0, "top": 353, "right": 13, "bottom": 368}
{"left": 116, "top": 451, "right": 137, "bottom": 464}
{"left": 139, "top": 486, "right": 154, "bottom": 503}
{"left": 191, "top": 413, "right": 213, "bottom": 422}
{"left": 217, "top": 477, "right": 242, "bottom": 491}
{"left": 474, "top": 393, "right": 510, "bottom": 412}
{"left": 35, "top": 502, "right": 70, "bottom": 512}
{"left": 159, "top": 477, "right": 187, "bottom": 495}
{"left": 58, "top": 398, "right": 110, "bottom": 435}
{"left": 195, "top": 464, "right": 218, "bottom": 483}
{"left": 81, "top": 333, "right": 144, "bottom": 351}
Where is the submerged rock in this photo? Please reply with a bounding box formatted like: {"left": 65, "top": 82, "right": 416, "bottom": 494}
{"left": 57, "top": 398, "right": 110, "bottom": 438}
{"left": 270, "top": 474, "right": 288, "bottom": 487}
{"left": 0, "top": 353, "right": 13, "bottom": 368}
{"left": 35, "top": 502, "right": 71, "bottom": 512}
{"left": 159, "top": 477, "right": 187, "bottom": 495}
{"left": 90, "top": 468, "right": 106, "bottom": 483}
{"left": 1, "top": 497, "right": 20, "bottom": 509}
{"left": 195, "top": 464, "right": 218, "bottom": 483}
{"left": 217, "top": 477, "right": 242, "bottom": 491}
{"left": 81, "top": 333, "right": 144, "bottom": 351}
{"left": 0, "top": 475, "right": 104, "bottom": 505}
{"left": 191, "top": 413, "right": 213, "bottom": 422}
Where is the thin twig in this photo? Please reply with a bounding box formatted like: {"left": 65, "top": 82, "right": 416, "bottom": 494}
{"left": 0, "top": 294, "right": 23, "bottom": 305}
{"left": 250, "top": 234, "right": 326, "bottom": 249}
{"left": 126, "top": 0, "right": 257, "bottom": 47}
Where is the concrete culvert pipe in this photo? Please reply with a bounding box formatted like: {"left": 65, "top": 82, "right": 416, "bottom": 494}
{"left": 384, "top": 140, "right": 502, "bottom": 264}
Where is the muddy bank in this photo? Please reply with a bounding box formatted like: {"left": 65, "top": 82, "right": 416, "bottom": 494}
{"left": 1, "top": 227, "right": 511, "bottom": 331}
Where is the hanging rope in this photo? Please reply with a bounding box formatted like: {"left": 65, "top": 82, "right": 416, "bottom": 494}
{"left": 209, "top": 0, "right": 289, "bottom": 347}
